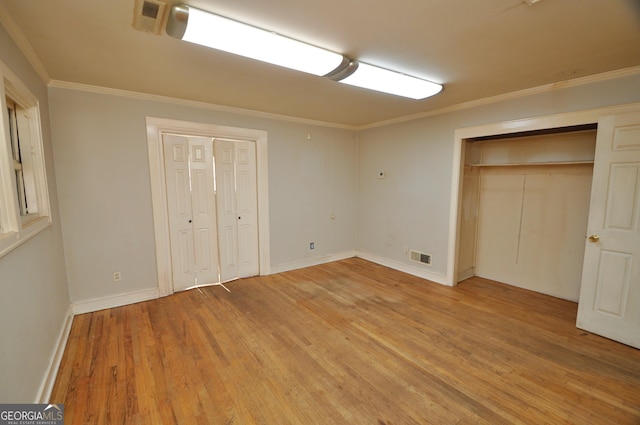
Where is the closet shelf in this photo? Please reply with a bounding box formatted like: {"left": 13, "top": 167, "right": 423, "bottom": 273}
{"left": 466, "top": 160, "right": 594, "bottom": 167}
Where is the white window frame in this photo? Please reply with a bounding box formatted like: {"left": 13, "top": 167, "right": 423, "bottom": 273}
{"left": 0, "top": 61, "right": 51, "bottom": 258}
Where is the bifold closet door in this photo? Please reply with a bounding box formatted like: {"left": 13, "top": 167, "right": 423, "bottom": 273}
{"left": 163, "top": 135, "right": 220, "bottom": 291}
{"left": 214, "top": 139, "right": 259, "bottom": 282}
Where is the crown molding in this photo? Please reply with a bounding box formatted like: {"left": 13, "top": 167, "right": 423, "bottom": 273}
{"left": 0, "top": 4, "right": 50, "bottom": 84}
{"left": 47, "top": 80, "right": 359, "bottom": 131}
{"left": 47, "top": 65, "right": 640, "bottom": 131}
{"left": 359, "top": 65, "right": 640, "bottom": 130}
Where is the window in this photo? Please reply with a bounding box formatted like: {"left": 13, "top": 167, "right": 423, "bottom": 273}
{"left": 8, "top": 99, "right": 28, "bottom": 216}
{"left": 0, "top": 62, "right": 50, "bottom": 257}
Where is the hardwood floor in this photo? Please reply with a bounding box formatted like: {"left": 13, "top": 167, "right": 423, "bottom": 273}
{"left": 51, "top": 258, "right": 640, "bottom": 424}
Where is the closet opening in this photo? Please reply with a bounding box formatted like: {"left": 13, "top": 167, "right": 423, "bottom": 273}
{"left": 456, "top": 123, "right": 597, "bottom": 301}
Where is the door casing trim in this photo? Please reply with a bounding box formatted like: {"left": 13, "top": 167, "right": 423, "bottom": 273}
{"left": 448, "top": 102, "right": 640, "bottom": 287}
{"left": 146, "top": 117, "right": 271, "bottom": 296}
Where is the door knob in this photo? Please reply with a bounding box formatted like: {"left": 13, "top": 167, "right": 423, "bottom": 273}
{"left": 588, "top": 234, "right": 600, "bottom": 242}
{"left": 188, "top": 219, "right": 192, "bottom": 223}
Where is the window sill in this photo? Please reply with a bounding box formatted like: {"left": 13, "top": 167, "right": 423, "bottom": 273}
{"left": 22, "top": 213, "right": 46, "bottom": 227}
{"left": 0, "top": 215, "right": 52, "bottom": 259}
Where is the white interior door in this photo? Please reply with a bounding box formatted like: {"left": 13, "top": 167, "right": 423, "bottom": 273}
{"left": 214, "top": 139, "right": 259, "bottom": 282}
{"left": 577, "top": 110, "right": 640, "bottom": 348}
{"left": 163, "top": 135, "right": 196, "bottom": 291}
{"left": 234, "top": 141, "right": 259, "bottom": 278}
{"left": 214, "top": 140, "right": 238, "bottom": 283}
{"left": 163, "top": 134, "right": 220, "bottom": 291}
{"left": 189, "top": 138, "right": 220, "bottom": 285}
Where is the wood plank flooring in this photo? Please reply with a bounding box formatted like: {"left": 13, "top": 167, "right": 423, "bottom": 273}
{"left": 51, "top": 258, "right": 640, "bottom": 424}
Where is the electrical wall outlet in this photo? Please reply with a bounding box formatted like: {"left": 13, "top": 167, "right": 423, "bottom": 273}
{"left": 310, "top": 242, "right": 315, "bottom": 250}
{"left": 113, "top": 272, "right": 122, "bottom": 282}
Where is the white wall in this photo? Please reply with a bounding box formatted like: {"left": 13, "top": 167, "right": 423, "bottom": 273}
{"left": 268, "top": 125, "right": 358, "bottom": 269}
{"left": 48, "top": 71, "right": 640, "bottom": 306}
{"left": 48, "top": 88, "right": 357, "bottom": 303}
{"left": 0, "top": 25, "right": 70, "bottom": 402}
{"left": 356, "top": 72, "right": 640, "bottom": 282}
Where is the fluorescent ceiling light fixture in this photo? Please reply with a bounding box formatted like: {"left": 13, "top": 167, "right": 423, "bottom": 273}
{"left": 330, "top": 61, "right": 443, "bottom": 100}
{"left": 166, "top": 4, "right": 443, "bottom": 100}
{"left": 166, "top": 4, "right": 346, "bottom": 76}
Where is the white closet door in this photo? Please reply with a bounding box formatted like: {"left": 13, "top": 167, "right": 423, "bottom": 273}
{"left": 235, "top": 141, "right": 259, "bottom": 278}
{"left": 163, "top": 134, "right": 196, "bottom": 291}
{"left": 215, "top": 140, "right": 239, "bottom": 282}
{"left": 577, "top": 111, "right": 640, "bottom": 348}
{"left": 189, "top": 138, "right": 220, "bottom": 285}
{"left": 164, "top": 135, "right": 220, "bottom": 291}
{"left": 214, "top": 139, "right": 260, "bottom": 282}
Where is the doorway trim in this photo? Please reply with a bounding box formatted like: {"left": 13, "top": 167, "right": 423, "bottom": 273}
{"left": 146, "top": 117, "right": 271, "bottom": 296}
{"left": 446, "top": 102, "right": 640, "bottom": 286}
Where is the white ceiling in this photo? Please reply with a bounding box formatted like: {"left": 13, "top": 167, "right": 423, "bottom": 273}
{"left": 2, "top": 0, "right": 639, "bottom": 126}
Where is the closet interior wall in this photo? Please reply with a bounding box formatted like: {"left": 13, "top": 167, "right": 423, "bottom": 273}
{"left": 458, "top": 128, "right": 597, "bottom": 301}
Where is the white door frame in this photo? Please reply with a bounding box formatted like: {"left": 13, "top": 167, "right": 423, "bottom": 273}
{"left": 146, "top": 117, "right": 271, "bottom": 296}
{"left": 447, "top": 102, "right": 640, "bottom": 286}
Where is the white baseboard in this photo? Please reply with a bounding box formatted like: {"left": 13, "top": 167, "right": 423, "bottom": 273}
{"left": 457, "top": 267, "right": 475, "bottom": 283}
{"left": 71, "top": 287, "right": 160, "bottom": 315}
{"left": 356, "top": 251, "right": 451, "bottom": 286}
{"left": 36, "top": 306, "right": 73, "bottom": 403}
{"left": 268, "top": 250, "right": 452, "bottom": 286}
{"left": 36, "top": 287, "right": 160, "bottom": 402}
{"left": 269, "top": 250, "right": 357, "bottom": 275}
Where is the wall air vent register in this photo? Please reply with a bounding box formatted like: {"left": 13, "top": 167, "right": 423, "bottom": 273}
{"left": 410, "top": 250, "right": 432, "bottom": 266}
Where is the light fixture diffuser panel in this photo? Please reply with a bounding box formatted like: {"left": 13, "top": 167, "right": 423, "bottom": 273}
{"left": 338, "top": 62, "right": 442, "bottom": 99}
{"left": 178, "top": 6, "right": 345, "bottom": 76}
